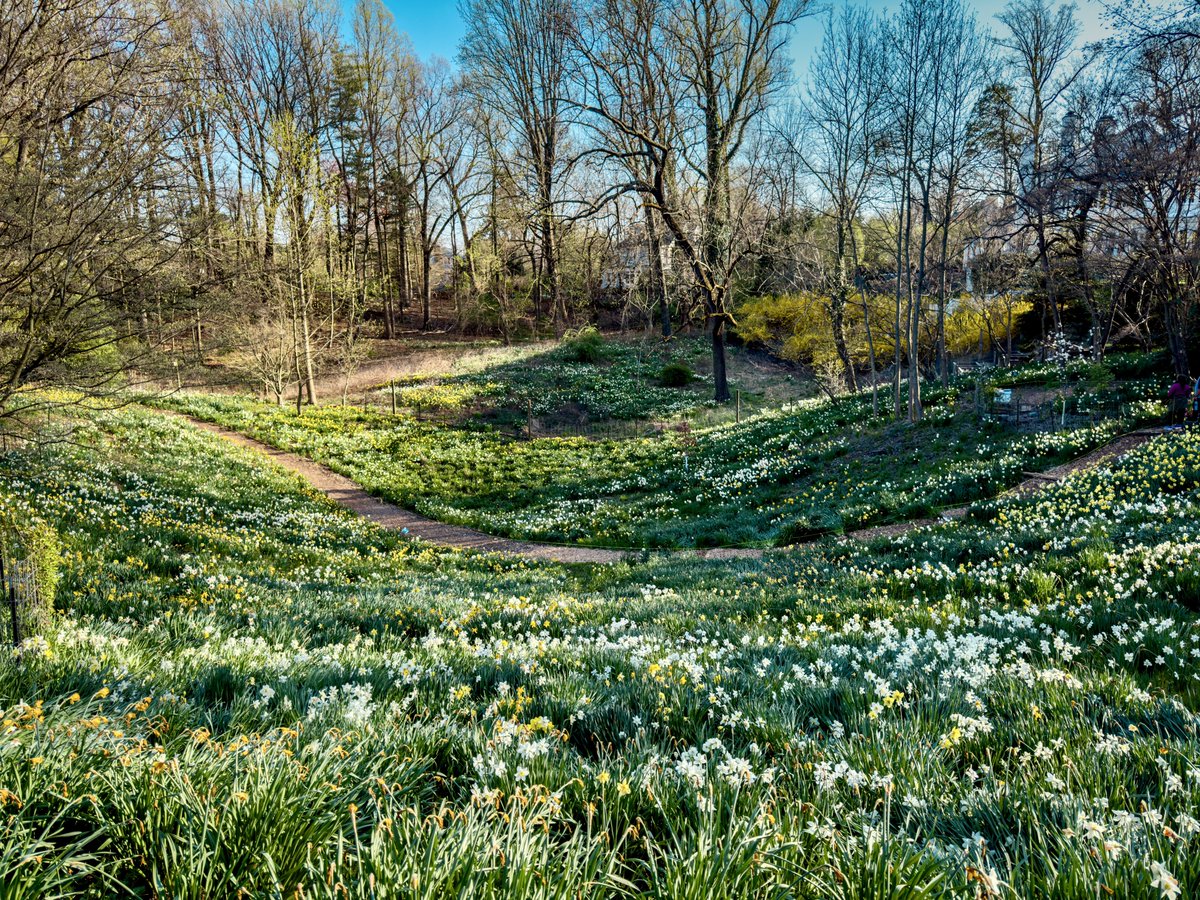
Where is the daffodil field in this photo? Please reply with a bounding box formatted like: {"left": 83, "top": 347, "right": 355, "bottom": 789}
{"left": 162, "top": 372, "right": 1159, "bottom": 549}
{"left": 378, "top": 333, "right": 719, "bottom": 425}
{"left": 1, "top": 390, "right": 1199, "bottom": 898}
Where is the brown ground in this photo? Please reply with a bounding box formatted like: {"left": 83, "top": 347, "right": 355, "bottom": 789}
{"left": 312, "top": 339, "right": 554, "bottom": 399}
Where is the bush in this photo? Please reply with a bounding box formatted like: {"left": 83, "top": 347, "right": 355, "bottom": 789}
{"left": 1081, "top": 362, "right": 1114, "bottom": 390}
{"left": 659, "top": 361, "right": 693, "bottom": 387}
{"left": 1106, "top": 349, "right": 1168, "bottom": 380}
{"left": 777, "top": 510, "right": 842, "bottom": 546}
{"left": 0, "top": 501, "right": 60, "bottom": 636}
{"left": 561, "top": 327, "right": 607, "bottom": 363}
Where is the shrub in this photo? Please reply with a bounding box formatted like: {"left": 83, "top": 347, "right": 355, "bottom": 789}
{"left": 659, "top": 361, "right": 693, "bottom": 387}
{"left": 561, "top": 327, "right": 607, "bottom": 363}
{"left": 0, "top": 500, "right": 60, "bottom": 636}
{"left": 1106, "top": 349, "right": 1168, "bottom": 380}
{"left": 1081, "top": 362, "right": 1114, "bottom": 390}
{"left": 777, "top": 510, "right": 842, "bottom": 546}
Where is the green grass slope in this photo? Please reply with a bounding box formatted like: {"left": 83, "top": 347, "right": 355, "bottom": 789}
{"left": 0, "top": 405, "right": 1198, "bottom": 895}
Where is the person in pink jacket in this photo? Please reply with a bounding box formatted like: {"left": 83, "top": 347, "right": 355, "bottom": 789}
{"left": 1168, "top": 375, "right": 1191, "bottom": 425}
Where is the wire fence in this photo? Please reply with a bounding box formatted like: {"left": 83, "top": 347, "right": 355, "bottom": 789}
{"left": 980, "top": 382, "right": 1148, "bottom": 433}
{"left": 352, "top": 372, "right": 1153, "bottom": 446}
{"left": 0, "top": 551, "right": 39, "bottom": 649}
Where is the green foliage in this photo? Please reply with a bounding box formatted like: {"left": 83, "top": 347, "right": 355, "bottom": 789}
{"left": 1, "top": 407, "right": 1199, "bottom": 896}
{"left": 561, "top": 326, "right": 607, "bottom": 363}
{"left": 0, "top": 493, "right": 60, "bottom": 634}
{"left": 160, "top": 365, "right": 1153, "bottom": 550}
{"left": 659, "top": 361, "right": 694, "bottom": 388}
{"left": 379, "top": 336, "right": 716, "bottom": 424}
{"left": 1106, "top": 349, "right": 1170, "bottom": 380}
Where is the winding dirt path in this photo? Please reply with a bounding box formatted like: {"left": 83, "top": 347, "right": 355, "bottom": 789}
{"left": 843, "top": 430, "right": 1160, "bottom": 542}
{"left": 169, "top": 411, "right": 1161, "bottom": 561}
{"left": 171, "top": 414, "right": 763, "bottom": 563}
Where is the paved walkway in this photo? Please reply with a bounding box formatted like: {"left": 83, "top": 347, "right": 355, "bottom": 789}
{"left": 170, "top": 412, "right": 1160, "bottom": 562}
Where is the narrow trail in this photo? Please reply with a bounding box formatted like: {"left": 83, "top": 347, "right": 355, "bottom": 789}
{"left": 170, "top": 413, "right": 761, "bottom": 563}
{"left": 843, "top": 430, "right": 1160, "bottom": 542}
{"left": 166, "top": 411, "right": 1161, "bottom": 562}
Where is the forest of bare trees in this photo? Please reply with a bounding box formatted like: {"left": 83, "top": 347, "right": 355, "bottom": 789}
{"left": 3, "top": 0, "right": 1199, "bottom": 419}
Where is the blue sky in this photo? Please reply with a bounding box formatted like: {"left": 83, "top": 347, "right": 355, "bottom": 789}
{"left": 367, "top": 0, "right": 1111, "bottom": 71}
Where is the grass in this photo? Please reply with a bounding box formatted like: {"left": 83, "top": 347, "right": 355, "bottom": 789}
{"left": 1, "top": 401, "right": 1199, "bottom": 896}
{"left": 159, "top": 360, "right": 1162, "bottom": 548}
{"left": 363, "top": 333, "right": 814, "bottom": 430}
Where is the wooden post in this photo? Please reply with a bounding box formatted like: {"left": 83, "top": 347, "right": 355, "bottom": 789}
{"left": 736, "top": 390, "right": 741, "bottom": 424}
{"left": 527, "top": 399, "right": 533, "bottom": 441}
{"left": 390, "top": 380, "right": 397, "bottom": 416}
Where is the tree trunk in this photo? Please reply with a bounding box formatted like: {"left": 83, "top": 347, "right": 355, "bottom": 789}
{"left": 544, "top": 214, "right": 562, "bottom": 336}
{"left": 937, "top": 198, "right": 954, "bottom": 387}
{"left": 910, "top": 184, "right": 933, "bottom": 424}
{"left": 832, "top": 221, "right": 857, "bottom": 392}
{"left": 711, "top": 315, "right": 730, "bottom": 403}
{"left": 893, "top": 188, "right": 909, "bottom": 417}
{"left": 396, "top": 199, "right": 410, "bottom": 331}
{"left": 422, "top": 244, "right": 432, "bottom": 330}
{"left": 1164, "top": 295, "right": 1191, "bottom": 377}
{"left": 850, "top": 231, "right": 879, "bottom": 417}
{"left": 645, "top": 206, "right": 670, "bottom": 339}
{"left": 702, "top": 104, "right": 731, "bottom": 404}
{"left": 299, "top": 272, "right": 317, "bottom": 405}
{"left": 1035, "top": 213, "right": 1061, "bottom": 334}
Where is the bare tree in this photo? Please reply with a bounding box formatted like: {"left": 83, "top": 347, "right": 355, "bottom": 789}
{"left": 204, "top": 0, "right": 338, "bottom": 404}
{"left": 578, "top": 0, "right": 808, "bottom": 402}
{"left": 460, "top": 0, "right": 575, "bottom": 333}
{"left": 930, "top": 5, "right": 992, "bottom": 385}
{"left": 335, "top": 0, "right": 417, "bottom": 340}
{"left": 879, "top": 0, "right": 987, "bottom": 421}
{"left": 0, "top": 0, "right": 183, "bottom": 426}
{"left": 794, "top": 6, "right": 888, "bottom": 394}
{"left": 1103, "top": 36, "right": 1200, "bottom": 375}
{"left": 998, "top": 0, "right": 1090, "bottom": 336}
{"left": 406, "top": 59, "right": 467, "bottom": 330}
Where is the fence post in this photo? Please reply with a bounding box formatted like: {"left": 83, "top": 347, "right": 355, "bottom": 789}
{"left": 527, "top": 399, "right": 533, "bottom": 441}
{"left": 736, "top": 390, "right": 741, "bottom": 424}
{"left": 10, "top": 571, "right": 19, "bottom": 648}
{"left": 390, "top": 380, "right": 397, "bottom": 415}
{"left": 0, "top": 554, "right": 16, "bottom": 649}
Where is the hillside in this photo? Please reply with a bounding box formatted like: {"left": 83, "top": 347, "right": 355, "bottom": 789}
{"left": 2, "top": 378, "right": 1199, "bottom": 896}
{"left": 160, "top": 349, "right": 1166, "bottom": 549}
